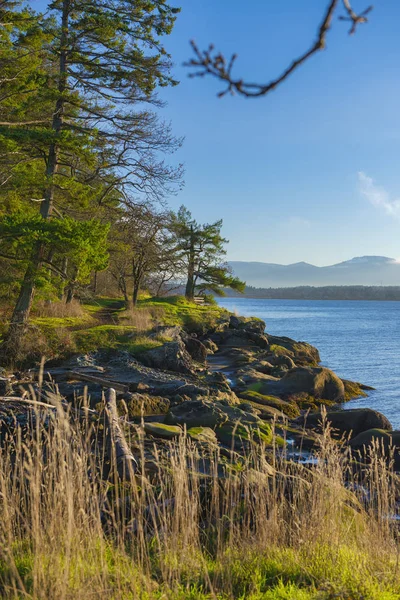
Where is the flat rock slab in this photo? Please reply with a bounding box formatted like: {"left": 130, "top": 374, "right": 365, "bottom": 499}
{"left": 144, "top": 422, "right": 182, "bottom": 439}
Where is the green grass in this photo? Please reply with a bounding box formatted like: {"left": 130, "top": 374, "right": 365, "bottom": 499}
{"left": 139, "top": 295, "right": 228, "bottom": 334}
{"left": 31, "top": 315, "right": 93, "bottom": 328}
{"left": 73, "top": 325, "right": 166, "bottom": 356}
{"left": 3, "top": 542, "right": 398, "bottom": 599}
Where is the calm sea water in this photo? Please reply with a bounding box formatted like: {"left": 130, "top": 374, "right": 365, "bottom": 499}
{"left": 218, "top": 298, "right": 400, "bottom": 429}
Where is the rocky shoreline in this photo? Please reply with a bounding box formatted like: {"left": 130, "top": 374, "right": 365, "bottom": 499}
{"left": 1, "top": 310, "right": 398, "bottom": 471}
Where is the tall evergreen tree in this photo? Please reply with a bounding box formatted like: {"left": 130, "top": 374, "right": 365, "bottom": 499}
{"left": 170, "top": 206, "right": 245, "bottom": 300}
{"left": 0, "top": 0, "right": 182, "bottom": 362}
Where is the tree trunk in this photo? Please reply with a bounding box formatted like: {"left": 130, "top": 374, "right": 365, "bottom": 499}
{"left": 104, "top": 388, "right": 137, "bottom": 480}
{"left": 65, "top": 286, "right": 74, "bottom": 304}
{"left": 118, "top": 275, "right": 129, "bottom": 304}
{"left": 185, "top": 225, "right": 195, "bottom": 301}
{"left": 132, "top": 282, "right": 140, "bottom": 307}
{"left": 93, "top": 271, "right": 98, "bottom": 294}
{"left": 132, "top": 257, "right": 145, "bottom": 307}
{"left": 65, "top": 265, "right": 78, "bottom": 304}
{"left": 0, "top": 0, "right": 70, "bottom": 364}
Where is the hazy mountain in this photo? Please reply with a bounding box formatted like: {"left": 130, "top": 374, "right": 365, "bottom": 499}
{"left": 228, "top": 256, "right": 400, "bottom": 287}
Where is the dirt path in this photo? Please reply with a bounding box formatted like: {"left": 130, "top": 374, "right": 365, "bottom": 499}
{"left": 94, "top": 300, "right": 126, "bottom": 326}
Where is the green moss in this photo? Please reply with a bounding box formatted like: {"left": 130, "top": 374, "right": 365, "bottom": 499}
{"left": 343, "top": 379, "right": 368, "bottom": 402}
{"left": 269, "top": 344, "right": 294, "bottom": 358}
{"left": 248, "top": 382, "right": 263, "bottom": 393}
{"left": 144, "top": 422, "right": 182, "bottom": 439}
{"left": 187, "top": 427, "right": 217, "bottom": 443}
{"left": 216, "top": 420, "right": 284, "bottom": 447}
{"left": 241, "top": 391, "right": 300, "bottom": 419}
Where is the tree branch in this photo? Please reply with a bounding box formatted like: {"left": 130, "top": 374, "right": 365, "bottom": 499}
{"left": 185, "top": 0, "right": 372, "bottom": 98}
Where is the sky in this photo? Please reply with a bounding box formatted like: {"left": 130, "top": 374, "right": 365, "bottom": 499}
{"left": 31, "top": 0, "right": 400, "bottom": 266}
{"left": 154, "top": 0, "right": 400, "bottom": 265}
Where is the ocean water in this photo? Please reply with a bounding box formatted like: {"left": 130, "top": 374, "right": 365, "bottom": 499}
{"left": 218, "top": 298, "right": 400, "bottom": 429}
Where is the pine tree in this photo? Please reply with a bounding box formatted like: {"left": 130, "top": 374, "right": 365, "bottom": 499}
{"left": 0, "top": 0, "right": 182, "bottom": 362}
{"left": 170, "top": 206, "right": 245, "bottom": 301}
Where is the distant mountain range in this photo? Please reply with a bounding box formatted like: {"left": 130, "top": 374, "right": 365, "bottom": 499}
{"left": 228, "top": 256, "right": 400, "bottom": 288}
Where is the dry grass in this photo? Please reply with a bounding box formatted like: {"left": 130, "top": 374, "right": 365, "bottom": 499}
{"left": 0, "top": 401, "right": 399, "bottom": 599}
{"left": 119, "top": 306, "right": 156, "bottom": 332}
{"left": 34, "top": 299, "right": 85, "bottom": 319}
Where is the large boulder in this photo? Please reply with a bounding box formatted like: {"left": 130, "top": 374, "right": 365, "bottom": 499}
{"left": 229, "top": 315, "right": 266, "bottom": 335}
{"left": 297, "top": 408, "right": 392, "bottom": 439}
{"left": 349, "top": 429, "right": 400, "bottom": 470}
{"left": 202, "top": 338, "right": 219, "bottom": 354}
{"left": 267, "top": 335, "right": 320, "bottom": 366}
{"left": 264, "top": 354, "right": 296, "bottom": 370}
{"left": 187, "top": 427, "right": 218, "bottom": 444}
{"left": 182, "top": 336, "right": 208, "bottom": 364}
{"left": 122, "top": 393, "right": 170, "bottom": 417}
{"left": 165, "top": 399, "right": 233, "bottom": 429}
{"left": 264, "top": 366, "right": 345, "bottom": 403}
{"left": 144, "top": 422, "right": 182, "bottom": 439}
{"left": 141, "top": 340, "right": 194, "bottom": 374}
{"left": 349, "top": 428, "right": 392, "bottom": 449}
{"left": 222, "top": 328, "right": 269, "bottom": 350}
{"left": 166, "top": 398, "right": 262, "bottom": 429}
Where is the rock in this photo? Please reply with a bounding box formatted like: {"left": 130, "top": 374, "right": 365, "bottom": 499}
{"left": 229, "top": 315, "right": 266, "bottom": 335}
{"left": 267, "top": 335, "right": 320, "bottom": 366}
{"left": 187, "top": 427, "right": 217, "bottom": 444}
{"left": 205, "top": 371, "right": 232, "bottom": 393}
{"left": 0, "top": 377, "right": 12, "bottom": 396}
{"left": 239, "top": 390, "right": 300, "bottom": 419}
{"left": 264, "top": 354, "right": 296, "bottom": 370}
{"left": 129, "top": 381, "right": 151, "bottom": 394}
{"left": 221, "top": 326, "right": 269, "bottom": 350}
{"left": 235, "top": 368, "right": 279, "bottom": 388}
{"left": 141, "top": 340, "right": 194, "bottom": 374}
{"left": 349, "top": 428, "right": 393, "bottom": 449}
{"left": 202, "top": 339, "right": 218, "bottom": 354}
{"left": 297, "top": 408, "right": 392, "bottom": 439}
{"left": 215, "top": 420, "right": 283, "bottom": 450}
{"left": 342, "top": 379, "right": 368, "bottom": 401}
{"left": 289, "top": 428, "right": 321, "bottom": 451}
{"left": 152, "top": 325, "right": 182, "bottom": 340}
{"left": 250, "top": 361, "right": 274, "bottom": 375}
{"left": 241, "top": 400, "right": 287, "bottom": 421}
{"left": 349, "top": 429, "right": 400, "bottom": 470}
{"left": 165, "top": 399, "right": 230, "bottom": 429}
{"left": 46, "top": 381, "right": 103, "bottom": 407}
{"left": 144, "top": 422, "right": 182, "bottom": 439}
{"left": 122, "top": 394, "right": 170, "bottom": 417}
{"left": 182, "top": 336, "right": 208, "bottom": 364}
{"left": 165, "top": 397, "right": 282, "bottom": 451}
{"left": 262, "top": 367, "right": 345, "bottom": 403}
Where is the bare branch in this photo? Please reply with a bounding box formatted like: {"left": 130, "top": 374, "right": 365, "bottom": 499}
{"left": 339, "top": 0, "right": 373, "bottom": 35}
{"left": 185, "top": 0, "right": 373, "bottom": 98}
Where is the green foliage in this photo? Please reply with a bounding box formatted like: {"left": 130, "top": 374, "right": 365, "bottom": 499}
{"left": 0, "top": 0, "right": 182, "bottom": 356}
{"left": 169, "top": 206, "right": 245, "bottom": 299}
{"left": 0, "top": 212, "right": 109, "bottom": 290}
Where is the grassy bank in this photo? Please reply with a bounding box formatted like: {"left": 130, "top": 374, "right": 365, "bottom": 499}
{"left": 0, "top": 406, "right": 398, "bottom": 599}
{"left": 0, "top": 296, "right": 228, "bottom": 364}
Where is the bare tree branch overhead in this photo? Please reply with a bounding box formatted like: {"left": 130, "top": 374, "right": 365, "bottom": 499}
{"left": 185, "top": 0, "right": 373, "bottom": 98}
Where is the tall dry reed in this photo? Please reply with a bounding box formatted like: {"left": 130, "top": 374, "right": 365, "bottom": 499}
{"left": 0, "top": 399, "right": 398, "bottom": 598}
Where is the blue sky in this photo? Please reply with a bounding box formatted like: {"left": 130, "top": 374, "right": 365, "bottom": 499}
{"left": 32, "top": 0, "right": 400, "bottom": 265}
{"left": 157, "top": 0, "right": 400, "bottom": 265}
